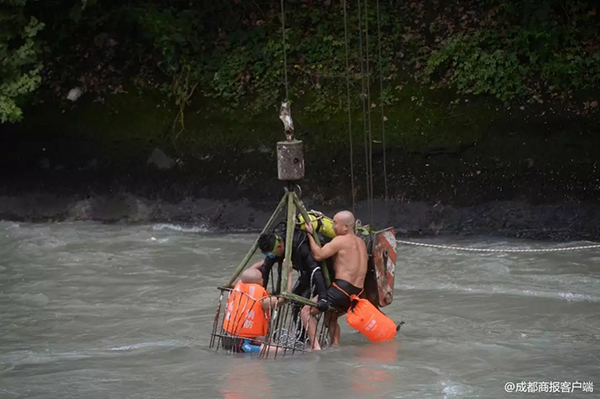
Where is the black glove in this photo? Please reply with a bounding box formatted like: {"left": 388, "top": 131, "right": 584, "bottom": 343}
{"left": 316, "top": 298, "right": 329, "bottom": 312}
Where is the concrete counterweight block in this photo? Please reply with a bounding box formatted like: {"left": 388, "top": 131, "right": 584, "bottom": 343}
{"left": 277, "top": 140, "right": 304, "bottom": 181}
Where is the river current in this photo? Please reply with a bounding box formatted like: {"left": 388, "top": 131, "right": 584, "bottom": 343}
{"left": 0, "top": 221, "right": 598, "bottom": 398}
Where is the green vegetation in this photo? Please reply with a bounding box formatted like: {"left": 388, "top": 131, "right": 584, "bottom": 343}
{"left": 2, "top": 1, "right": 598, "bottom": 120}
{"left": 0, "top": 0, "right": 44, "bottom": 123}
{"left": 1, "top": 0, "right": 599, "bottom": 165}
{"left": 424, "top": 1, "right": 600, "bottom": 102}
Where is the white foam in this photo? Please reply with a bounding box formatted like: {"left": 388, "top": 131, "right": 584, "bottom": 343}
{"left": 441, "top": 380, "right": 473, "bottom": 398}
{"left": 110, "top": 340, "right": 182, "bottom": 351}
{"left": 152, "top": 223, "right": 210, "bottom": 233}
{"left": 557, "top": 292, "right": 597, "bottom": 302}
{"left": 0, "top": 221, "right": 20, "bottom": 230}
{"left": 2, "top": 350, "right": 91, "bottom": 366}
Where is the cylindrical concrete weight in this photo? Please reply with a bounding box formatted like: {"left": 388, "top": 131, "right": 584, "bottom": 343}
{"left": 277, "top": 140, "right": 305, "bottom": 181}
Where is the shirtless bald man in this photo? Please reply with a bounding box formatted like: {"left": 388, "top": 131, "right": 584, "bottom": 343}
{"left": 301, "top": 210, "right": 368, "bottom": 350}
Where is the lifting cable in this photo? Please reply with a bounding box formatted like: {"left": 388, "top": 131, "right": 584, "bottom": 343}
{"left": 280, "top": 0, "right": 290, "bottom": 101}
{"left": 357, "top": 0, "right": 374, "bottom": 227}
{"left": 375, "top": 0, "right": 388, "bottom": 199}
{"left": 363, "top": 0, "right": 375, "bottom": 227}
{"left": 343, "top": 0, "right": 356, "bottom": 215}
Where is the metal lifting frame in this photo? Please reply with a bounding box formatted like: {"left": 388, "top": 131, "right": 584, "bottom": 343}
{"left": 224, "top": 188, "right": 331, "bottom": 298}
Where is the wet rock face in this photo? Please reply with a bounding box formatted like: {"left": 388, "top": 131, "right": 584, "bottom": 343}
{"left": 0, "top": 166, "right": 599, "bottom": 241}
{"left": 1, "top": 112, "right": 599, "bottom": 240}
{"left": 1, "top": 80, "right": 598, "bottom": 240}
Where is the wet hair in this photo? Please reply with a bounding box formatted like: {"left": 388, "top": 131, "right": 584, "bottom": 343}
{"left": 258, "top": 233, "right": 277, "bottom": 253}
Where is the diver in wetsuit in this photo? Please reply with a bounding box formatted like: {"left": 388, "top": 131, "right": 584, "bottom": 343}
{"left": 254, "top": 230, "right": 329, "bottom": 311}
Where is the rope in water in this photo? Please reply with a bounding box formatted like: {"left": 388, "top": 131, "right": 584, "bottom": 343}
{"left": 396, "top": 239, "right": 600, "bottom": 253}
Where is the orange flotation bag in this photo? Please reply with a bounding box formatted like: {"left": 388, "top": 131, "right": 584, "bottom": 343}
{"left": 223, "top": 281, "right": 269, "bottom": 339}
{"left": 346, "top": 295, "right": 397, "bottom": 342}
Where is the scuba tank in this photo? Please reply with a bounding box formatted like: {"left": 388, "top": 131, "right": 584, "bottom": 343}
{"left": 297, "top": 210, "right": 336, "bottom": 239}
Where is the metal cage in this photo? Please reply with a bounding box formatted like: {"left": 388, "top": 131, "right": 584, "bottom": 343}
{"left": 210, "top": 287, "right": 330, "bottom": 359}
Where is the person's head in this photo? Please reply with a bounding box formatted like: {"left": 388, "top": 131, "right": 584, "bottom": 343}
{"left": 241, "top": 268, "right": 264, "bottom": 286}
{"left": 333, "top": 210, "right": 356, "bottom": 235}
{"left": 258, "top": 233, "right": 284, "bottom": 259}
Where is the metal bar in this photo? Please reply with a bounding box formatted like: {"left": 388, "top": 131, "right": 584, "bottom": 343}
{"left": 225, "top": 192, "right": 288, "bottom": 287}
{"left": 286, "top": 303, "right": 298, "bottom": 355}
{"left": 276, "top": 299, "right": 291, "bottom": 359}
{"left": 284, "top": 300, "right": 296, "bottom": 356}
{"left": 318, "top": 313, "right": 329, "bottom": 348}
{"left": 263, "top": 299, "right": 276, "bottom": 359}
{"left": 280, "top": 292, "right": 319, "bottom": 308}
{"left": 270, "top": 303, "right": 283, "bottom": 360}
{"left": 209, "top": 291, "right": 224, "bottom": 349}
{"left": 262, "top": 303, "right": 276, "bottom": 359}
{"left": 291, "top": 192, "right": 331, "bottom": 287}
{"left": 281, "top": 192, "right": 296, "bottom": 293}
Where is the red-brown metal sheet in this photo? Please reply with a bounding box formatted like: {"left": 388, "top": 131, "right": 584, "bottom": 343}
{"left": 372, "top": 229, "right": 397, "bottom": 307}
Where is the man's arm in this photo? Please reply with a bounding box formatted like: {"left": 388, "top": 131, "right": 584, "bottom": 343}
{"left": 306, "top": 233, "right": 343, "bottom": 261}
{"left": 250, "top": 261, "right": 263, "bottom": 270}
{"left": 261, "top": 295, "right": 285, "bottom": 310}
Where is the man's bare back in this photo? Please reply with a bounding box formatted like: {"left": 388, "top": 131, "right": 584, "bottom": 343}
{"left": 305, "top": 210, "right": 368, "bottom": 289}
{"left": 330, "top": 233, "right": 368, "bottom": 289}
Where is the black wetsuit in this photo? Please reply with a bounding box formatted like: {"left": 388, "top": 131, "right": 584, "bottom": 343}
{"left": 259, "top": 229, "right": 328, "bottom": 301}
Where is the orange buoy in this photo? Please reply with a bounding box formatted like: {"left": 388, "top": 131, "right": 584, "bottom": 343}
{"left": 346, "top": 296, "right": 397, "bottom": 342}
